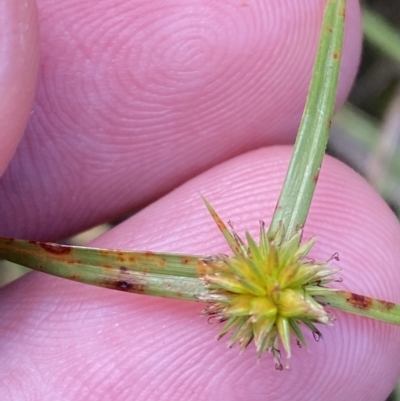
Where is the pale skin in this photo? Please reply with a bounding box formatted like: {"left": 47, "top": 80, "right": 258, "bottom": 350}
{"left": 1, "top": 0, "right": 400, "bottom": 400}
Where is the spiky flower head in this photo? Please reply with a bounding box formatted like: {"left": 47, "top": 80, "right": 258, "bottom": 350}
{"left": 199, "top": 199, "right": 339, "bottom": 370}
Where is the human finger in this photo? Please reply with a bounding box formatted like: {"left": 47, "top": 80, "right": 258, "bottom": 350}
{"left": 0, "top": 0, "right": 39, "bottom": 175}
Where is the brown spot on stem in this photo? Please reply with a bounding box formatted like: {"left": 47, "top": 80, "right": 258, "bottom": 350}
{"left": 347, "top": 293, "right": 372, "bottom": 309}
{"left": 197, "top": 261, "right": 209, "bottom": 276}
{"left": 295, "top": 223, "right": 304, "bottom": 233}
{"left": 313, "top": 172, "right": 319, "bottom": 184}
{"left": 333, "top": 51, "right": 340, "bottom": 60}
{"left": 40, "top": 243, "right": 71, "bottom": 255}
{"left": 115, "top": 280, "right": 145, "bottom": 293}
{"left": 143, "top": 252, "right": 167, "bottom": 267}
{"left": 339, "top": 7, "right": 346, "bottom": 18}
{"left": 378, "top": 300, "right": 395, "bottom": 310}
{"left": 120, "top": 266, "right": 128, "bottom": 274}
{"left": 198, "top": 258, "right": 223, "bottom": 276}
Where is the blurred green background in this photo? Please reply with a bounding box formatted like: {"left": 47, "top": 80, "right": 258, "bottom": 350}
{"left": 331, "top": 2, "right": 400, "bottom": 399}
{"left": 0, "top": 1, "right": 399, "bottom": 399}
{"left": 330, "top": 1, "right": 400, "bottom": 218}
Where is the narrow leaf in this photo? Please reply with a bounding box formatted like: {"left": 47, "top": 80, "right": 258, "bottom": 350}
{"left": 0, "top": 237, "right": 211, "bottom": 301}
{"left": 269, "top": 0, "right": 346, "bottom": 240}
{"left": 317, "top": 291, "right": 400, "bottom": 325}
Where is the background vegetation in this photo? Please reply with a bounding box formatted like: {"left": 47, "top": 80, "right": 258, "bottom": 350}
{"left": 331, "top": 2, "right": 400, "bottom": 399}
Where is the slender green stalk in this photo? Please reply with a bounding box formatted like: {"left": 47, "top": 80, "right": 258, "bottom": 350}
{"left": 0, "top": 238, "right": 211, "bottom": 301}
{"left": 318, "top": 291, "right": 400, "bottom": 325}
{"left": 268, "top": 0, "right": 345, "bottom": 240}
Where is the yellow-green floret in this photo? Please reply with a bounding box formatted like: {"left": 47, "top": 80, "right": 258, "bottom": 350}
{"left": 199, "top": 200, "right": 338, "bottom": 369}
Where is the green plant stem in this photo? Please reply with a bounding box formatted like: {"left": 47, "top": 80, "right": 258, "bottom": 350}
{"left": 318, "top": 291, "right": 400, "bottom": 325}
{"left": 268, "top": 0, "right": 345, "bottom": 241}
{"left": 0, "top": 238, "right": 210, "bottom": 301}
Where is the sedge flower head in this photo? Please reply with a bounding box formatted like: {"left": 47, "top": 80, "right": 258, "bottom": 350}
{"left": 199, "top": 200, "right": 339, "bottom": 370}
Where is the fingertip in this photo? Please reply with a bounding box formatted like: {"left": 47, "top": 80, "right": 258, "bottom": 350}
{"left": 0, "top": 0, "right": 39, "bottom": 175}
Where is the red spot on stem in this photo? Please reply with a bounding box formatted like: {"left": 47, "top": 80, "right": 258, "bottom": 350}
{"left": 378, "top": 300, "right": 395, "bottom": 310}
{"left": 109, "top": 280, "right": 146, "bottom": 293}
{"left": 346, "top": 293, "right": 372, "bottom": 309}
{"left": 39, "top": 243, "right": 71, "bottom": 255}
{"left": 120, "top": 266, "right": 129, "bottom": 274}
